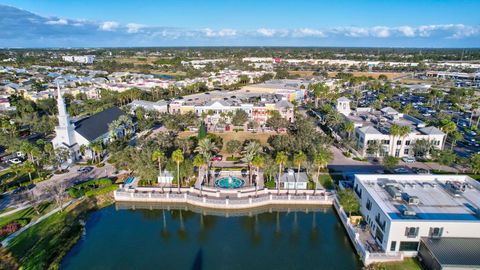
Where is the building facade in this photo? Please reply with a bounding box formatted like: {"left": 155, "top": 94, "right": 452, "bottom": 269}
{"left": 353, "top": 174, "right": 480, "bottom": 256}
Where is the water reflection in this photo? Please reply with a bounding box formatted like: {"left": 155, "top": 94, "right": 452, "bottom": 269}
{"left": 61, "top": 203, "right": 362, "bottom": 270}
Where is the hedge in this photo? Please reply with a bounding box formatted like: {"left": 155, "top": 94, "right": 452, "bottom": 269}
{"left": 84, "top": 185, "right": 118, "bottom": 197}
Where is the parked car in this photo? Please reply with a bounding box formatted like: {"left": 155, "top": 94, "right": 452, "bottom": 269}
{"left": 393, "top": 167, "right": 410, "bottom": 174}
{"left": 412, "top": 167, "right": 429, "bottom": 174}
{"left": 8, "top": 158, "right": 22, "bottom": 164}
{"left": 402, "top": 157, "right": 416, "bottom": 163}
{"left": 77, "top": 166, "right": 94, "bottom": 173}
{"left": 211, "top": 155, "right": 223, "bottom": 161}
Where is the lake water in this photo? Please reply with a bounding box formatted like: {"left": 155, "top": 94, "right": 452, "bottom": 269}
{"left": 61, "top": 203, "right": 362, "bottom": 270}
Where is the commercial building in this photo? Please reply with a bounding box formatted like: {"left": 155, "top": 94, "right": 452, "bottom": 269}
{"left": 336, "top": 98, "right": 445, "bottom": 158}
{"left": 62, "top": 55, "right": 96, "bottom": 64}
{"left": 353, "top": 174, "right": 480, "bottom": 256}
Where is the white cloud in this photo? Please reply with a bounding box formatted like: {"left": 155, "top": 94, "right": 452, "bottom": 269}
{"left": 293, "top": 28, "right": 326, "bottom": 37}
{"left": 203, "top": 28, "right": 237, "bottom": 37}
{"left": 99, "top": 21, "right": 119, "bottom": 31}
{"left": 397, "top": 26, "right": 416, "bottom": 37}
{"left": 371, "top": 26, "right": 390, "bottom": 38}
{"left": 126, "top": 23, "right": 144, "bottom": 33}
{"left": 256, "top": 28, "right": 276, "bottom": 37}
{"left": 45, "top": 18, "right": 68, "bottom": 25}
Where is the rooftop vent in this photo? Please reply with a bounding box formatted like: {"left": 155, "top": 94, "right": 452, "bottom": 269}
{"left": 398, "top": 204, "right": 416, "bottom": 216}
{"left": 445, "top": 181, "right": 467, "bottom": 197}
{"left": 402, "top": 193, "right": 420, "bottom": 205}
{"left": 385, "top": 185, "right": 402, "bottom": 200}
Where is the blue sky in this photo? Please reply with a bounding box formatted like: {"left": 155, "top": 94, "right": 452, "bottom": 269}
{"left": 0, "top": 0, "right": 479, "bottom": 47}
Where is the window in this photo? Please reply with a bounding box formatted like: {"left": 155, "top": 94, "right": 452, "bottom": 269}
{"left": 375, "top": 228, "right": 384, "bottom": 243}
{"left": 366, "top": 199, "right": 372, "bottom": 210}
{"left": 399, "top": 241, "right": 419, "bottom": 251}
{"left": 395, "top": 149, "right": 400, "bottom": 157}
{"left": 382, "top": 140, "right": 390, "bottom": 145}
{"left": 397, "top": 140, "right": 402, "bottom": 145}
{"left": 404, "top": 149, "right": 409, "bottom": 155}
{"left": 405, "top": 227, "right": 419, "bottom": 238}
{"left": 390, "top": 241, "right": 397, "bottom": 251}
{"left": 429, "top": 227, "right": 443, "bottom": 238}
{"left": 405, "top": 140, "right": 411, "bottom": 146}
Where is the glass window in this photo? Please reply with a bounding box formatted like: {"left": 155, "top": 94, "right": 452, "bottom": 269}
{"left": 404, "top": 149, "right": 409, "bottom": 155}
{"left": 366, "top": 199, "right": 372, "bottom": 210}
{"left": 395, "top": 149, "right": 400, "bottom": 157}
{"left": 399, "top": 241, "right": 419, "bottom": 251}
{"left": 405, "top": 227, "right": 419, "bottom": 238}
{"left": 429, "top": 227, "right": 443, "bottom": 238}
{"left": 405, "top": 140, "right": 410, "bottom": 146}
{"left": 390, "top": 241, "right": 397, "bottom": 251}
{"left": 397, "top": 140, "right": 402, "bottom": 145}
{"left": 375, "top": 228, "right": 384, "bottom": 243}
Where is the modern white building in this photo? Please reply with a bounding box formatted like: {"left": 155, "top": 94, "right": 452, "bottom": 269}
{"left": 336, "top": 98, "right": 446, "bottom": 158}
{"left": 62, "top": 55, "right": 96, "bottom": 64}
{"left": 353, "top": 174, "right": 480, "bottom": 256}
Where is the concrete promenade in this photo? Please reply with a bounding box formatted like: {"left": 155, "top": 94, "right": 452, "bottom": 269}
{"left": 114, "top": 186, "right": 334, "bottom": 210}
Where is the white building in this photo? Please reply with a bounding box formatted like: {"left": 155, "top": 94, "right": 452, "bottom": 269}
{"left": 336, "top": 98, "right": 446, "bottom": 158}
{"left": 52, "top": 84, "right": 126, "bottom": 162}
{"left": 278, "top": 169, "right": 308, "bottom": 190}
{"left": 353, "top": 174, "right": 480, "bottom": 255}
{"left": 129, "top": 100, "right": 169, "bottom": 114}
{"left": 62, "top": 55, "right": 95, "bottom": 64}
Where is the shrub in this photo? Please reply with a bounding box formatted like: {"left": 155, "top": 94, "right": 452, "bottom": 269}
{"left": 0, "top": 222, "right": 21, "bottom": 236}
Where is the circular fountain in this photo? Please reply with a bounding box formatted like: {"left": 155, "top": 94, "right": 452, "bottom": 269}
{"left": 214, "top": 176, "right": 245, "bottom": 189}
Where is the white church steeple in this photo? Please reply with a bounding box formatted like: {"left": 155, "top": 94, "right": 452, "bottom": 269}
{"left": 52, "top": 83, "right": 77, "bottom": 149}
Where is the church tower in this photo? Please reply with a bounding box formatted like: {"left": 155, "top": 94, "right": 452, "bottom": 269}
{"left": 52, "top": 83, "right": 77, "bottom": 151}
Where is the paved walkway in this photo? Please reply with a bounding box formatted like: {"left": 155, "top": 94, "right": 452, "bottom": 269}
{"left": 1, "top": 199, "right": 78, "bottom": 247}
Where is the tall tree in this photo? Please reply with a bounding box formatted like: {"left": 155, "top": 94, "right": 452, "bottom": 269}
{"left": 241, "top": 141, "right": 261, "bottom": 186}
{"left": 293, "top": 151, "right": 306, "bottom": 193}
{"left": 172, "top": 149, "right": 184, "bottom": 193}
{"left": 275, "top": 152, "right": 288, "bottom": 193}
{"left": 151, "top": 150, "right": 166, "bottom": 174}
{"left": 194, "top": 138, "right": 219, "bottom": 185}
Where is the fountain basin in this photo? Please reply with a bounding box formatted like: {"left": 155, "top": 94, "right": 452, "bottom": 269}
{"left": 214, "top": 177, "right": 245, "bottom": 189}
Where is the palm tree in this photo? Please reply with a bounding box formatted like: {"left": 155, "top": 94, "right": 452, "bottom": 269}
{"left": 195, "top": 138, "right": 219, "bottom": 186}
{"left": 172, "top": 149, "right": 184, "bottom": 193}
{"left": 275, "top": 152, "right": 288, "bottom": 193}
{"left": 293, "top": 151, "right": 306, "bottom": 193}
{"left": 20, "top": 142, "right": 33, "bottom": 162}
{"left": 251, "top": 154, "right": 265, "bottom": 191}
{"left": 90, "top": 142, "right": 103, "bottom": 164}
{"left": 23, "top": 161, "right": 35, "bottom": 182}
{"left": 151, "top": 150, "right": 166, "bottom": 174}
{"left": 413, "top": 139, "right": 434, "bottom": 159}
{"left": 441, "top": 120, "right": 457, "bottom": 148}
{"left": 343, "top": 121, "right": 355, "bottom": 139}
{"left": 389, "top": 124, "right": 401, "bottom": 156}
{"left": 313, "top": 148, "right": 333, "bottom": 193}
{"left": 366, "top": 140, "right": 381, "bottom": 157}
{"left": 193, "top": 154, "right": 207, "bottom": 186}
{"left": 241, "top": 141, "right": 261, "bottom": 186}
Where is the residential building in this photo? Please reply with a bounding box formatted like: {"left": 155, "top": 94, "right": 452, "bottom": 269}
{"left": 336, "top": 98, "right": 445, "bottom": 158}
{"left": 129, "top": 100, "right": 169, "bottom": 113}
{"left": 353, "top": 174, "right": 480, "bottom": 256}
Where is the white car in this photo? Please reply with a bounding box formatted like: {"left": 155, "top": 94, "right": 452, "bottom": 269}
{"left": 8, "top": 158, "right": 22, "bottom": 164}
{"left": 402, "top": 157, "right": 416, "bottom": 163}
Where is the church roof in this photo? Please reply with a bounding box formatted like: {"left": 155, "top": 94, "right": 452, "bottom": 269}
{"left": 74, "top": 107, "right": 125, "bottom": 142}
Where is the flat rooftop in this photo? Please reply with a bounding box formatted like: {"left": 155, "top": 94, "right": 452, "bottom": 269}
{"left": 355, "top": 174, "right": 480, "bottom": 221}
{"left": 173, "top": 90, "right": 286, "bottom": 107}
{"left": 346, "top": 108, "right": 443, "bottom": 136}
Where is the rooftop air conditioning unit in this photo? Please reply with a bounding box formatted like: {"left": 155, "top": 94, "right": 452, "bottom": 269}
{"left": 402, "top": 193, "right": 420, "bottom": 205}
{"left": 398, "top": 204, "right": 416, "bottom": 216}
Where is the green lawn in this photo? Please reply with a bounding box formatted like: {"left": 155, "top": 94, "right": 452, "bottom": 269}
{"left": 371, "top": 258, "right": 421, "bottom": 270}
{"left": 0, "top": 203, "right": 52, "bottom": 228}
{"left": 8, "top": 196, "right": 113, "bottom": 270}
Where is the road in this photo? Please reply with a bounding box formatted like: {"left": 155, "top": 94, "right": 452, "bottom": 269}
{"left": 0, "top": 163, "right": 116, "bottom": 211}
{"left": 328, "top": 145, "right": 460, "bottom": 175}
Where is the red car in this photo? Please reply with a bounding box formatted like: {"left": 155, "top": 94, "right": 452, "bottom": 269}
{"left": 211, "top": 155, "right": 223, "bottom": 161}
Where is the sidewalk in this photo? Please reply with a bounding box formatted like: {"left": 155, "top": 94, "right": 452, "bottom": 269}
{"left": 1, "top": 199, "right": 78, "bottom": 247}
